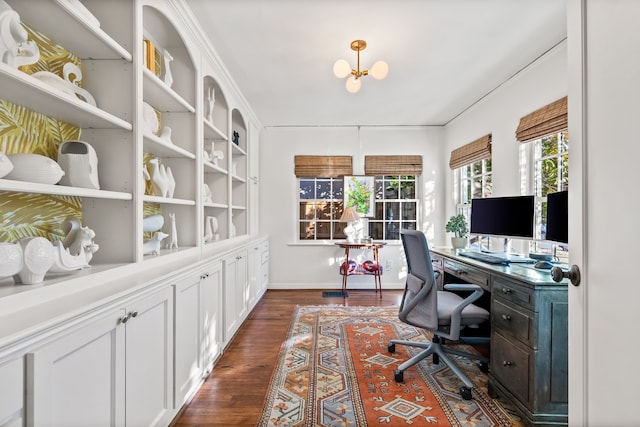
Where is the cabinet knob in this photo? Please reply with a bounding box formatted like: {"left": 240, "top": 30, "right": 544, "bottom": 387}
{"left": 120, "top": 313, "right": 131, "bottom": 324}
{"left": 502, "top": 314, "right": 511, "bottom": 321}
{"left": 130, "top": 311, "right": 138, "bottom": 318}
{"left": 456, "top": 270, "right": 467, "bottom": 276}
{"left": 502, "top": 361, "right": 512, "bottom": 367}
{"left": 502, "top": 287, "right": 512, "bottom": 294}
{"left": 201, "top": 273, "right": 209, "bottom": 279}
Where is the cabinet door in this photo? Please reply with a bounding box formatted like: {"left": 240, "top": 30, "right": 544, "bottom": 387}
{"left": 223, "top": 251, "right": 247, "bottom": 341}
{"left": 174, "top": 272, "right": 203, "bottom": 406}
{"left": 247, "top": 244, "right": 261, "bottom": 309}
{"left": 201, "top": 261, "right": 223, "bottom": 371}
{"left": 27, "top": 310, "right": 126, "bottom": 427}
{"left": 125, "top": 287, "right": 174, "bottom": 427}
{"left": 0, "top": 357, "right": 24, "bottom": 427}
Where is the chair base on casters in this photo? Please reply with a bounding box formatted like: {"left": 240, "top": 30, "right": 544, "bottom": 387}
{"left": 388, "top": 336, "right": 489, "bottom": 401}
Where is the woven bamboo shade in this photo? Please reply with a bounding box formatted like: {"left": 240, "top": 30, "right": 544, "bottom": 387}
{"left": 364, "top": 155, "right": 422, "bottom": 176}
{"left": 449, "top": 134, "right": 492, "bottom": 170}
{"left": 516, "top": 96, "right": 568, "bottom": 142}
{"left": 294, "top": 155, "right": 353, "bottom": 178}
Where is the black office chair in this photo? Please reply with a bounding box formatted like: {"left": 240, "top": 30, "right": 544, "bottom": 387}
{"left": 388, "top": 229, "right": 490, "bottom": 400}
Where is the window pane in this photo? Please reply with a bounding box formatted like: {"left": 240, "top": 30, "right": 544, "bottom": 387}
{"left": 375, "top": 202, "right": 385, "bottom": 220}
{"left": 333, "top": 178, "right": 344, "bottom": 199}
{"left": 401, "top": 221, "right": 416, "bottom": 231}
{"left": 316, "top": 180, "right": 332, "bottom": 199}
{"left": 485, "top": 159, "right": 492, "bottom": 173}
{"left": 401, "top": 182, "right": 416, "bottom": 198}
{"left": 332, "top": 202, "right": 344, "bottom": 221}
{"left": 483, "top": 177, "right": 492, "bottom": 197}
{"left": 472, "top": 178, "right": 482, "bottom": 198}
{"left": 402, "top": 202, "right": 417, "bottom": 220}
{"left": 540, "top": 158, "right": 558, "bottom": 196}
{"left": 299, "top": 202, "right": 316, "bottom": 219}
{"left": 315, "top": 222, "right": 332, "bottom": 240}
{"left": 370, "top": 222, "right": 383, "bottom": 240}
{"left": 387, "top": 202, "right": 399, "bottom": 221}
{"left": 315, "top": 202, "right": 332, "bottom": 220}
{"left": 386, "top": 222, "right": 400, "bottom": 240}
{"left": 472, "top": 161, "right": 482, "bottom": 176}
{"left": 299, "top": 180, "right": 314, "bottom": 199}
{"left": 384, "top": 182, "right": 399, "bottom": 199}
{"left": 333, "top": 222, "right": 346, "bottom": 239}
{"left": 299, "top": 222, "right": 315, "bottom": 240}
{"left": 560, "top": 154, "right": 569, "bottom": 190}
{"left": 540, "top": 134, "right": 559, "bottom": 156}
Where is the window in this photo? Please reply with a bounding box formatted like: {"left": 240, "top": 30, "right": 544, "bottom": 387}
{"left": 370, "top": 175, "right": 418, "bottom": 240}
{"left": 297, "top": 174, "right": 419, "bottom": 241}
{"left": 456, "top": 159, "right": 492, "bottom": 248}
{"left": 298, "top": 177, "right": 345, "bottom": 240}
{"left": 527, "top": 131, "right": 569, "bottom": 259}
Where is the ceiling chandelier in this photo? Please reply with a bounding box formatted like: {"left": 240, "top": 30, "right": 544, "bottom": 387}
{"left": 333, "top": 39, "right": 389, "bottom": 93}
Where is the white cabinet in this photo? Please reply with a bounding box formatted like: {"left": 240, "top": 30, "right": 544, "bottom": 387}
{"left": 248, "top": 240, "right": 269, "bottom": 308}
{"left": 26, "top": 287, "right": 174, "bottom": 427}
{"left": 173, "top": 260, "right": 222, "bottom": 406}
{"left": 223, "top": 250, "right": 248, "bottom": 342}
{"left": 0, "top": 357, "right": 24, "bottom": 427}
{"left": 201, "top": 260, "right": 223, "bottom": 371}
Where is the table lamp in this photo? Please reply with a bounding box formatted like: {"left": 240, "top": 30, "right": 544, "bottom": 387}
{"left": 339, "top": 206, "right": 360, "bottom": 243}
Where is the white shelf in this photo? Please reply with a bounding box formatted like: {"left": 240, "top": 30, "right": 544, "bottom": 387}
{"left": 143, "top": 195, "right": 196, "bottom": 206}
{"left": 203, "top": 119, "right": 227, "bottom": 140}
{"left": 204, "top": 202, "right": 228, "bottom": 209}
{"left": 231, "top": 175, "right": 246, "bottom": 183}
{"left": 204, "top": 161, "right": 227, "bottom": 174}
{"left": 9, "top": 0, "right": 132, "bottom": 61}
{"left": 231, "top": 205, "right": 246, "bottom": 211}
{"left": 143, "top": 133, "right": 196, "bottom": 159}
{"left": 143, "top": 68, "right": 195, "bottom": 113}
{"left": 0, "top": 179, "right": 133, "bottom": 200}
{"left": 231, "top": 144, "right": 247, "bottom": 156}
{"left": 0, "top": 64, "right": 132, "bottom": 130}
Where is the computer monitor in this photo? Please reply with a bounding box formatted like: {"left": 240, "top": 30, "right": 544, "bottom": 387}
{"left": 545, "top": 190, "right": 568, "bottom": 244}
{"left": 470, "top": 195, "right": 535, "bottom": 239}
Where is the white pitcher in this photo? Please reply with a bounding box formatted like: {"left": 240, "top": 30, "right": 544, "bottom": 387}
{"left": 57, "top": 140, "right": 100, "bottom": 189}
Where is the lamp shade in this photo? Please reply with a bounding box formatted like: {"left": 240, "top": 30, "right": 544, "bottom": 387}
{"left": 333, "top": 59, "right": 351, "bottom": 78}
{"left": 370, "top": 60, "right": 389, "bottom": 80}
{"left": 339, "top": 206, "right": 360, "bottom": 222}
{"left": 345, "top": 76, "right": 361, "bottom": 93}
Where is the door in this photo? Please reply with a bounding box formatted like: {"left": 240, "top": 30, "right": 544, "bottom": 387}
{"left": 567, "top": 1, "right": 640, "bottom": 425}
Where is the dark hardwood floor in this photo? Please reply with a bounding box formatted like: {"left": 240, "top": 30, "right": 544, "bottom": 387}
{"left": 170, "top": 289, "right": 404, "bottom": 426}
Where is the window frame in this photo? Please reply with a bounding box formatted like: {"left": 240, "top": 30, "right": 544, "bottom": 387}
{"left": 454, "top": 158, "right": 493, "bottom": 248}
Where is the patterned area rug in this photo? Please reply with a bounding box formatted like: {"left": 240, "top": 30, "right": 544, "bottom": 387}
{"left": 257, "top": 305, "right": 523, "bottom": 427}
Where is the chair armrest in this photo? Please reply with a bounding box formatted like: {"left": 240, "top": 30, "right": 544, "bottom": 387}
{"left": 443, "top": 283, "right": 483, "bottom": 292}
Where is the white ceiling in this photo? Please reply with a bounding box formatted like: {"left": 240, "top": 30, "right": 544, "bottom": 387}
{"left": 184, "top": 0, "right": 566, "bottom": 128}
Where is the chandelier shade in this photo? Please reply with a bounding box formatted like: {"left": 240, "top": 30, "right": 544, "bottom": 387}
{"left": 333, "top": 39, "right": 388, "bottom": 93}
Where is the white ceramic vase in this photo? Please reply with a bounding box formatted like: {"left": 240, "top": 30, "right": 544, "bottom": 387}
{"left": 15, "top": 237, "right": 54, "bottom": 285}
{"left": 5, "top": 153, "right": 65, "bottom": 185}
{"left": 57, "top": 140, "right": 100, "bottom": 189}
{"left": 451, "top": 237, "right": 469, "bottom": 249}
{"left": 143, "top": 214, "right": 164, "bottom": 233}
{"left": 0, "top": 241, "right": 22, "bottom": 278}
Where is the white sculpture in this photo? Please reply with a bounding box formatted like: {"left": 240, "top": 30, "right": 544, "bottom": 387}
{"left": 0, "top": 0, "right": 40, "bottom": 68}
{"left": 5, "top": 153, "right": 65, "bottom": 185}
{"left": 0, "top": 241, "right": 22, "bottom": 278}
{"left": 209, "top": 141, "right": 224, "bottom": 166}
{"left": 57, "top": 140, "right": 100, "bottom": 189}
{"left": 158, "top": 126, "right": 173, "bottom": 144}
{"left": 0, "top": 151, "right": 13, "bottom": 178}
{"left": 143, "top": 231, "right": 168, "bottom": 256}
{"left": 14, "top": 237, "right": 54, "bottom": 285}
{"left": 166, "top": 166, "right": 175, "bottom": 198}
{"left": 163, "top": 49, "right": 173, "bottom": 87}
{"left": 144, "top": 158, "right": 170, "bottom": 198}
{"left": 32, "top": 63, "right": 97, "bottom": 107}
{"left": 61, "top": 216, "right": 99, "bottom": 263}
{"left": 166, "top": 212, "right": 178, "bottom": 250}
{"left": 202, "top": 183, "right": 213, "bottom": 204}
{"left": 205, "top": 86, "right": 215, "bottom": 122}
{"left": 143, "top": 214, "right": 164, "bottom": 233}
{"left": 204, "top": 216, "right": 219, "bottom": 243}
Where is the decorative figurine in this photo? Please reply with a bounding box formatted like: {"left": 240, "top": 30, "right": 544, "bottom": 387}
{"left": 0, "top": 0, "right": 40, "bottom": 68}
{"left": 166, "top": 212, "right": 178, "bottom": 250}
{"left": 143, "top": 231, "right": 168, "bottom": 256}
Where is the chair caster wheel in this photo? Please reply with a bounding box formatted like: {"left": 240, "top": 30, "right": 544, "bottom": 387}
{"left": 388, "top": 343, "right": 396, "bottom": 353}
{"left": 394, "top": 370, "right": 404, "bottom": 383}
{"left": 478, "top": 361, "right": 489, "bottom": 373}
{"left": 460, "top": 386, "right": 472, "bottom": 400}
{"left": 433, "top": 353, "right": 440, "bottom": 365}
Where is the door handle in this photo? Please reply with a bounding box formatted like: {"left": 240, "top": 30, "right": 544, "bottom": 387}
{"left": 551, "top": 265, "right": 581, "bottom": 286}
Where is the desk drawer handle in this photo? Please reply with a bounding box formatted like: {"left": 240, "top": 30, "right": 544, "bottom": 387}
{"left": 502, "top": 287, "right": 512, "bottom": 294}
{"left": 456, "top": 270, "right": 468, "bottom": 276}
{"left": 502, "top": 314, "right": 511, "bottom": 321}
{"left": 502, "top": 361, "right": 513, "bottom": 367}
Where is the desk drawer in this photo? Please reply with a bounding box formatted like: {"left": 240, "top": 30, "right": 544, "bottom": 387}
{"left": 492, "top": 276, "right": 534, "bottom": 310}
{"left": 492, "top": 299, "right": 533, "bottom": 347}
{"left": 491, "top": 332, "right": 531, "bottom": 406}
{"left": 444, "top": 258, "right": 490, "bottom": 290}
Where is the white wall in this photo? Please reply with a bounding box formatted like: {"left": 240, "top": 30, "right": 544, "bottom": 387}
{"left": 260, "top": 126, "right": 444, "bottom": 290}
{"left": 443, "top": 41, "right": 567, "bottom": 251}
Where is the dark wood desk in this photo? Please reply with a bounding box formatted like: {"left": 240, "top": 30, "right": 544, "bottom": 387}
{"left": 430, "top": 247, "right": 568, "bottom": 427}
{"left": 335, "top": 241, "right": 386, "bottom": 296}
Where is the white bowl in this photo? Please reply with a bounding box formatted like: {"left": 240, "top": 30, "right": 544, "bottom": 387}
{"left": 0, "top": 152, "right": 13, "bottom": 178}
{"left": 5, "top": 153, "right": 65, "bottom": 185}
